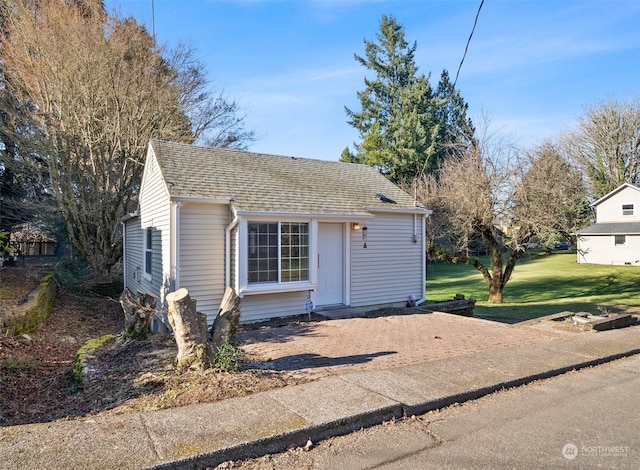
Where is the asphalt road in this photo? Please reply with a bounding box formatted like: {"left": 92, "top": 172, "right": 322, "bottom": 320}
{"left": 224, "top": 354, "right": 640, "bottom": 469}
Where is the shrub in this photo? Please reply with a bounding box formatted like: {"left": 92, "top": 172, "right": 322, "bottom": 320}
{"left": 213, "top": 340, "right": 243, "bottom": 372}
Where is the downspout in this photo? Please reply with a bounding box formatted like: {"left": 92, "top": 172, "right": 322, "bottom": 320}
{"left": 225, "top": 214, "right": 239, "bottom": 288}
{"left": 410, "top": 213, "right": 428, "bottom": 307}
{"left": 121, "top": 221, "right": 127, "bottom": 291}
{"left": 420, "top": 212, "right": 427, "bottom": 304}
{"left": 174, "top": 202, "right": 181, "bottom": 289}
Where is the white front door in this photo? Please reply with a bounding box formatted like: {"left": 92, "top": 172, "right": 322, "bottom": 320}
{"left": 316, "top": 223, "right": 344, "bottom": 306}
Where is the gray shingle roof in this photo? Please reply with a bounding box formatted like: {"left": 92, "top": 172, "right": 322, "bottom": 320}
{"left": 576, "top": 222, "right": 640, "bottom": 235}
{"left": 150, "top": 140, "right": 427, "bottom": 215}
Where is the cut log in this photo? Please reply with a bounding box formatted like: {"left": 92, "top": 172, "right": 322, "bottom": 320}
{"left": 119, "top": 289, "right": 154, "bottom": 340}
{"left": 166, "top": 288, "right": 214, "bottom": 372}
{"left": 210, "top": 287, "right": 241, "bottom": 348}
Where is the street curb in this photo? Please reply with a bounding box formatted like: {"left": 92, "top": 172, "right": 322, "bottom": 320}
{"left": 146, "top": 404, "right": 404, "bottom": 470}
{"left": 146, "top": 348, "right": 640, "bottom": 470}
{"left": 403, "top": 348, "right": 640, "bottom": 417}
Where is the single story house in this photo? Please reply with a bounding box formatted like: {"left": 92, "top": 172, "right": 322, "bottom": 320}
{"left": 575, "top": 183, "right": 640, "bottom": 265}
{"left": 122, "top": 140, "right": 432, "bottom": 326}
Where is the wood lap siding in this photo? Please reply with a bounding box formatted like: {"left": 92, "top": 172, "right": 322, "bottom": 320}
{"left": 597, "top": 189, "right": 640, "bottom": 222}
{"left": 138, "top": 153, "right": 172, "bottom": 302}
{"left": 178, "top": 202, "right": 228, "bottom": 325}
{"left": 579, "top": 235, "right": 640, "bottom": 265}
{"left": 124, "top": 217, "right": 143, "bottom": 292}
{"left": 350, "top": 213, "right": 424, "bottom": 307}
{"left": 240, "top": 291, "right": 310, "bottom": 323}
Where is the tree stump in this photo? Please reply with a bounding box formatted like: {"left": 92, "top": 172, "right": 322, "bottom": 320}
{"left": 166, "top": 288, "right": 214, "bottom": 372}
{"left": 210, "top": 287, "right": 241, "bottom": 348}
{"left": 119, "top": 289, "right": 154, "bottom": 340}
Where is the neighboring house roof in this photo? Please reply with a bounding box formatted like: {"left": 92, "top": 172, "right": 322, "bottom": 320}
{"left": 149, "top": 139, "right": 428, "bottom": 216}
{"left": 576, "top": 222, "right": 640, "bottom": 235}
{"left": 591, "top": 183, "right": 640, "bottom": 207}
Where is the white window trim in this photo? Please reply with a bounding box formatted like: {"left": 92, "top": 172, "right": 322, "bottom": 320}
{"left": 613, "top": 234, "right": 627, "bottom": 247}
{"left": 143, "top": 227, "right": 153, "bottom": 281}
{"left": 621, "top": 203, "right": 635, "bottom": 216}
{"left": 238, "top": 218, "right": 318, "bottom": 297}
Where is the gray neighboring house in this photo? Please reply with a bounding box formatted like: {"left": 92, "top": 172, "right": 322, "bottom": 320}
{"left": 122, "top": 140, "right": 432, "bottom": 325}
{"left": 576, "top": 183, "right": 640, "bottom": 265}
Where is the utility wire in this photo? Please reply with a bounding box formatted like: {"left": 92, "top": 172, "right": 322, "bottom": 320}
{"left": 453, "top": 0, "right": 484, "bottom": 88}
{"left": 152, "top": 0, "right": 156, "bottom": 40}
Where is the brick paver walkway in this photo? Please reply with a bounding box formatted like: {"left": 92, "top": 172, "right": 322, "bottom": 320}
{"left": 241, "top": 312, "right": 569, "bottom": 380}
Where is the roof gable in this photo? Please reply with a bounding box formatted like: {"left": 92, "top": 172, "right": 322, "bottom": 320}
{"left": 148, "top": 140, "right": 426, "bottom": 216}
{"left": 139, "top": 148, "right": 169, "bottom": 204}
{"left": 591, "top": 183, "right": 640, "bottom": 207}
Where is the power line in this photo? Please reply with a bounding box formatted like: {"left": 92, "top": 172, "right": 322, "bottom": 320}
{"left": 453, "top": 0, "right": 484, "bottom": 88}
{"left": 151, "top": 0, "right": 156, "bottom": 41}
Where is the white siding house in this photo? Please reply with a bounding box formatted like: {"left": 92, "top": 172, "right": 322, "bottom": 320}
{"left": 123, "top": 140, "right": 431, "bottom": 324}
{"left": 576, "top": 183, "right": 640, "bottom": 265}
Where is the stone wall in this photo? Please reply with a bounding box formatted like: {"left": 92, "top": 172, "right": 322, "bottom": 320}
{"left": 1, "top": 274, "right": 57, "bottom": 335}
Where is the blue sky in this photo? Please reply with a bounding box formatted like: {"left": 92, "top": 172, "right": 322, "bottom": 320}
{"left": 105, "top": 0, "right": 640, "bottom": 161}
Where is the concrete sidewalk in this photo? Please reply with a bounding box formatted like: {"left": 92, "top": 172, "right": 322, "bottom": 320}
{"left": 0, "top": 323, "right": 638, "bottom": 470}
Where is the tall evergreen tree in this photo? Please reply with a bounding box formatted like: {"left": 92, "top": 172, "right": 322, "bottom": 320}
{"left": 344, "top": 16, "right": 474, "bottom": 184}
{"left": 343, "top": 15, "right": 437, "bottom": 184}
{"left": 432, "top": 70, "right": 475, "bottom": 174}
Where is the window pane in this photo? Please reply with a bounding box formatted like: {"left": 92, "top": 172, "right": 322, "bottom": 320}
{"left": 145, "top": 228, "right": 152, "bottom": 275}
{"left": 248, "top": 222, "right": 278, "bottom": 284}
{"left": 279, "top": 222, "right": 309, "bottom": 282}
{"left": 145, "top": 251, "right": 152, "bottom": 275}
{"left": 248, "top": 222, "right": 309, "bottom": 284}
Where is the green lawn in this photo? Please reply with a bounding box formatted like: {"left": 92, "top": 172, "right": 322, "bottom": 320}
{"left": 426, "top": 252, "right": 640, "bottom": 323}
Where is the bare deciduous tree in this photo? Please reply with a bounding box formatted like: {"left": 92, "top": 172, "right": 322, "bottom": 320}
{"left": 513, "top": 142, "right": 590, "bottom": 247}
{"left": 416, "top": 120, "right": 588, "bottom": 304}
{"left": 0, "top": 0, "right": 254, "bottom": 276}
{"left": 435, "top": 125, "right": 524, "bottom": 303}
{"left": 563, "top": 97, "right": 640, "bottom": 198}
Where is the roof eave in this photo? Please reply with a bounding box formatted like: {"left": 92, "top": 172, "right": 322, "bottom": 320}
{"left": 120, "top": 210, "right": 139, "bottom": 222}
{"left": 234, "top": 210, "right": 375, "bottom": 220}
{"left": 364, "top": 206, "right": 432, "bottom": 216}
{"left": 170, "top": 196, "right": 233, "bottom": 204}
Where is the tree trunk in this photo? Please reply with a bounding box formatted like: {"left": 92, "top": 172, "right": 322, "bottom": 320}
{"left": 166, "top": 288, "right": 214, "bottom": 372}
{"left": 210, "top": 287, "right": 241, "bottom": 348}
{"left": 119, "top": 289, "right": 154, "bottom": 340}
{"left": 488, "top": 282, "right": 504, "bottom": 304}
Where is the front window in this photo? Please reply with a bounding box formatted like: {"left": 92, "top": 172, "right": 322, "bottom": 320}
{"left": 144, "top": 228, "right": 153, "bottom": 277}
{"left": 248, "top": 222, "right": 309, "bottom": 284}
{"left": 622, "top": 204, "right": 634, "bottom": 216}
{"left": 614, "top": 235, "right": 626, "bottom": 246}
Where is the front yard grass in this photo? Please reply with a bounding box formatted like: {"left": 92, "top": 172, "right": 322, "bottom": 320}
{"left": 426, "top": 252, "right": 640, "bottom": 323}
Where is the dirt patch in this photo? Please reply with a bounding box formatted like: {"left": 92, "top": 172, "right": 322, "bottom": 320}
{"left": 0, "top": 267, "right": 308, "bottom": 426}
{"left": 0, "top": 265, "right": 49, "bottom": 307}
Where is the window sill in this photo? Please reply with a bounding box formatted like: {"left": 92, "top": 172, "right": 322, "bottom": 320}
{"left": 239, "top": 282, "right": 316, "bottom": 297}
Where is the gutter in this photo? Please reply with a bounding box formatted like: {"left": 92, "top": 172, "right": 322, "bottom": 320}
{"left": 365, "top": 206, "right": 432, "bottom": 215}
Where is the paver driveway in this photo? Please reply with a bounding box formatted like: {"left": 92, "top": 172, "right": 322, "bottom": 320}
{"left": 241, "top": 312, "right": 570, "bottom": 380}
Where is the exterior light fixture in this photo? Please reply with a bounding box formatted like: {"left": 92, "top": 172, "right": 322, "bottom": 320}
{"left": 352, "top": 222, "right": 361, "bottom": 231}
